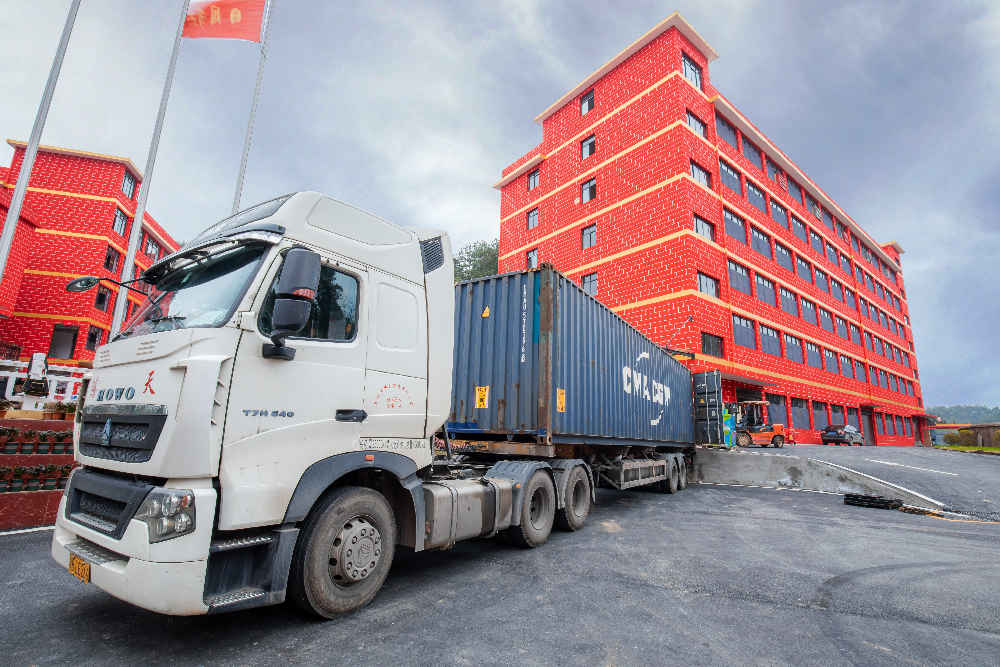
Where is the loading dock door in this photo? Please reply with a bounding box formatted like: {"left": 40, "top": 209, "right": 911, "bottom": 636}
{"left": 860, "top": 408, "right": 876, "bottom": 446}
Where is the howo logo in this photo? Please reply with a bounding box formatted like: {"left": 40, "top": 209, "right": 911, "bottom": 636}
{"left": 622, "top": 351, "right": 671, "bottom": 426}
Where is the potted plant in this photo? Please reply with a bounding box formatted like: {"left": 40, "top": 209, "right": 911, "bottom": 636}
{"left": 9, "top": 466, "right": 26, "bottom": 492}
{"left": 0, "top": 467, "right": 10, "bottom": 493}
{"left": 53, "top": 430, "right": 72, "bottom": 455}
{"left": 25, "top": 465, "right": 41, "bottom": 491}
{"left": 0, "top": 398, "right": 15, "bottom": 419}
{"left": 42, "top": 464, "right": 58, "bottom": 490}
{"left": 18, "top": 429, "right": 37, "bottom": 455}
{"left": 42, "top": 401, "right": 61, "bottom": 420}
{"left": 0, "top": 427, "right": 16, "bottom": 454}
{"left": 58, "top": 401, "right": 77, "bottom": 421}
{"left": 36, "top": 431, "right": 53, "bottom": 455}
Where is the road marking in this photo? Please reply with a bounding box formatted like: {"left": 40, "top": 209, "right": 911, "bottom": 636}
{"left": 865, "top": 459, "right": 958, "bottom": 476}
{"left": 0, "top": 525, "right": 54, "bottom": 536}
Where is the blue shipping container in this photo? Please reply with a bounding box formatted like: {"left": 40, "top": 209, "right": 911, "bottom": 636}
{"left": 448, "top": 266, "right": 694, "bottom": 447}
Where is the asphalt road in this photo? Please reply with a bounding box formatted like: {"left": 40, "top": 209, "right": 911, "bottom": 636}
{"left": 3, "top": 484, "right": 999, "bottom": 666}
{"left": 790, "top": 444, "right": 1000, "bottom": 511}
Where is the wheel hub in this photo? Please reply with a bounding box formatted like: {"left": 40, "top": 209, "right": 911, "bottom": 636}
{"left": 329, "top": 517, "right": 382, "bottom": 584}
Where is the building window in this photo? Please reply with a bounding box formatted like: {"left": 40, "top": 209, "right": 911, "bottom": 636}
{"left": 876, "top": 413, "right": 885, "bottom": 434}
{"left": 113, "top": 209, "right": 129, "bottom": 236}
{"left": 122, "top": 171, "right": 136, "bottom": 199}
{"left": 784, "top": 334, "right": 803, "bottom": 363}
{"left": 582, "top": 224, "right": 596, "bottom": 249}
{"left": 809, "top": 229, "right": 824, "bottom": 255}
{"left": 791, "top": 216, "right": 808, "bottom": 243}
{"left": 728, "top": 260, "right": 751, "bottom": 295}
{"left": 104, "top": 245, "right": 121, "bottom": 273}
{"left": 806, "top": 194, "right": 821, "bottom": 219}
{"left": 697, "top": 272, "right": 719, "bottom": 298}
{"left": 732, "top": 315, "right": 756, "bottom": 349}
{"left": 528, "top": 169, "right": 539, "bottom": 190}
{"left": 835, "top": 316, "right": 849, "bottom": 339}
{"left": 725, "top": 209, "right": 747, "bottom": 242}
{"left": 701, "top": 332, "right": 723, "bottom": 357}
{"left": 750, "top": 227, "right": 772, "bottom": 258}
{"left": 85, "top": 325, "right": 104, "bottom": 351}
{"left": 822, "top": 209, "right": 835, "bottom": 231}
{"left": 850, "top": 324, "right": 861, "bottom": 345}
{"left": 527, "top": 208, "right": 539, "bottom": 229}
{"left": 879, "top": 369, "right": 889, "bottom": 389}
{"left": 896, "top": 415, "right": 905, "bottom": 435}
{"left": 801, "top": 299, "right": 817, "bottom": 325}
{"left": 824, "top": 349, "right": 839, "bottom": 374}
{"left": 766, "top": 393, "right": 787, "bottom": 426}
{"left": 693, "top": 215, "right": 715, "bottom": 241}
{"left": 854, "top": 264, "right": 865, "bottom": 284}
{"left": 844, "top": 286, "right": 856, "bottom": 309}
{"left": 831, "top": 404, "right": 844, "bottom": 424}
{"left": 859, "top": 299, "right": 870, "bottom": 320}
{"left": 769, "top": 200, "right": 788, "bottom": 227}
{"left": 886, "top": 414, "right": 896, "bottom": 435}
{"left": 746, "top": 182, "right": 766, "bottom": 212}
{"left": 580, "top": 90, "right": 594, "bottom": 115}
{"left": 819, "top": 307, "right": 834, "bottom": 332}
{"left": 812, "top": 401, "right": 829, "bottom": 429}
{"left": 719, "top": 159, "right": 741, "bottom": 193}
{"left": 825, "top": 243, "right": 838, "bottom": 266}
{"left": 761, "top": 325, "right": 781, "bottom": 356}
{"left": 840, "top": 253, "right": 852, "bottom": 274}
{"left": 855, "top": 360, "right": 867, "bottom": 382}
{"left": 526, "top": 249, "right": 538, "bottom": 269}
{"left": 790, "top": 397, "right": 809, "bottom": 428}
{"left": 742, "top": 138, "right": 763, "bottom": 168}
{"left": 682, "top": 53, "right": 702, "bottom": 89}
{"left": 686, "top": 110, "right": 706, "bottom": 138}
{"left": 716, "top": 114, "right": 738, "bottom": 148}
{"left": 787, "top": 179, "right": 803, "bottom": 204}
{"left": 775, "top": 243, "right": 793, "bottom": 272}
{"left": 815, "top": 269, "right": 829, "bottom": 293}
{"left": 806, "top": 342, "right": 823, "bottom": 369}
{"left": 690, "top": 161, "right": 711, "bottom": 188}
{"left": 580, "top": 178, "right": 596, "bottom": 203}
{"left": 766, "top": 159, "right": 782, "bottom": 186}
{"left": 840, "top": 355, "right": 854, "bottom": 379}
{"left": 95, "top": 285, "right": 112, "bottom": 311}
{"left": 796, "top": 257, "right": 813, "bottom": 284}
{"left": 755, "top": 275, "right": 776, "bottom": 307}
{"left": 582, "top": 272, "right": 598, "bottom": 296}
{"left": 144, "top": 235, "right": 161, "bottom": 261}
{"left": 865, "top": 332, "right": 873, "bottom": 350}
{"left": 48, "top": 325, "right": 78, "bottom": 359}
{"left": 581, "top": 134, "right": 596, "bottom": 159}
{"left": 780, "top": 287, "right": 798, "bottom": 317}
{"left": 831, "top": 279, "right": 844, "bottom": 302}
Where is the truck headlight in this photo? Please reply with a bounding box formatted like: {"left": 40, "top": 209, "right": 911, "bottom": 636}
{"left": 136, "top": 489, "right": 196, "bottom": 543}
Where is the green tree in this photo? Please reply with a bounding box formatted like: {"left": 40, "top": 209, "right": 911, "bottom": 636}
{"left": 453, "top": 239, "right": 498, "bottom": 282}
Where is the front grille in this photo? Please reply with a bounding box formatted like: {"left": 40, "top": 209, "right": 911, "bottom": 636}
{"left": 78, "top": 406, "right": 167, "bottom": 463}
{"left": 66, "top": 469, "right": 153, "bottom": 539}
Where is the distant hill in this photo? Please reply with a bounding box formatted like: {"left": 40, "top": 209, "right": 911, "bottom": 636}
{"left": 926, "top": 405, "right": 1000, "bottom": 424}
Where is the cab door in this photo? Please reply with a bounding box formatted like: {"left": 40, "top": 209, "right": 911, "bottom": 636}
{"left": 218, "top": 249, "right": 368, "bottom": 530}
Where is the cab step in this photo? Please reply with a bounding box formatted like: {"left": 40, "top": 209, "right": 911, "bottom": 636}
{"left": 206, "top": 587, "right": 267, "bottom": 611}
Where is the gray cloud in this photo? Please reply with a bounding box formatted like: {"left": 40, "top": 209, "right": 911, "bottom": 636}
{"left": 1, "top": 0, "right": 996, "bottom": 405}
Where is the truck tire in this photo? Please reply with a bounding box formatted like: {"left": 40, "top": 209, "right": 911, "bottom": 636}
{"left": 506, "top": 470, "right": 556, "bottom": 548}
{"left": 771, "top": 436, "right": 784, "bottom": 448}
{"left": 656, "top": 458, "right": 679, "bottom": 494}
{"left": 736, "top": 433, "right": 752, "bottom": 448}
{"left": 555, "top": 465, "right": 591, "bottom": 532}
{"left": 288, "top": 486, "right": 396, "bottom": 619}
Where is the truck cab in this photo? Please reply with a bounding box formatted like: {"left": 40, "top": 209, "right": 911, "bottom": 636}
{"left": 52, "top": 192, "right": 454, "bottom": 615}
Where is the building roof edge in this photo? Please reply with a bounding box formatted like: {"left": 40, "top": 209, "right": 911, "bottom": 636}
{"left": 7, "top": 139, "right": 143, "bottom": 181}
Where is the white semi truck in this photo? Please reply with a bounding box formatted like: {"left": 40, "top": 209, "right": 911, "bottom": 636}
{"left": 51, "top": 192, "right": 693, "bottom": 617}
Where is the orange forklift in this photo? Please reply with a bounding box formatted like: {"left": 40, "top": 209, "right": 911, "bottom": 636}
{"left": 728, "top": 400, "right": 794, "bottom": 448}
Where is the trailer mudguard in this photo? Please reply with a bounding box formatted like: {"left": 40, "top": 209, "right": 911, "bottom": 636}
{"left": 483, "top": 460, "right": 552, "bottom": 526}
{"left": 549, "top": 458, "right": 596, "bottom": 506}
{"left": 282, "top": 450, "right": 426, "bottom": 550}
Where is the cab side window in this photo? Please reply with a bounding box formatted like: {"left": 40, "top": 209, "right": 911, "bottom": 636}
{"left": 260, "top": 262, "right": 359, "bottom": 341}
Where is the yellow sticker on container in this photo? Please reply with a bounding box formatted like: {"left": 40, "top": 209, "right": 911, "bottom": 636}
{"left": 556, "top": 388, "right": 566, "bottom": 413}
{"left": 481, "top": 306, "right": 490, "bottom": 318}
{"left": 475, "top": 385, "right": 489, "bottom": 409}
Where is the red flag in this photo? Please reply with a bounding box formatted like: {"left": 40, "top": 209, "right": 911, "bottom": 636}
{"left": 182, "top": 0, "right": 267, "bottom": 42}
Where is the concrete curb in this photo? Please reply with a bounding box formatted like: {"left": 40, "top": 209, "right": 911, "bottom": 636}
{"left": 693, "top": 447, "right": 944, "bottom": 508}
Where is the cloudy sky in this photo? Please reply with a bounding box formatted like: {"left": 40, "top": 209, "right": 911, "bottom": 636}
{"left": 1, "top": 1, "right": 997, "bottom": 406}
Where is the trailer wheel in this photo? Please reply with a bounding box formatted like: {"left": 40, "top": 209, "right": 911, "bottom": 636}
{"left": 288, "top": 486, "right": 396, "bottom": 619}
{"left": 555, "top": 465, "right": 591, "bottom": 532}
{"left": 656, "top": 458, "right": 679, "bottom": 494}
{"left": 736, "top": 433, "right": 752, "bottom": 448}
{"left": 506, "top": 470, "right": 556, "bottom": 548}
{"left": 677, "top": 460, "right": 688, "bottom": 490}
{"left": 771, "top": 436, "right": 784, "bottom": 448}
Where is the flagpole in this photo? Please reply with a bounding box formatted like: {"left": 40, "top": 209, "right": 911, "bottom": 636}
{"left": 0, "top": 0, "right": 82, "bottom": 283}
{"left": 231, "top": 0, "right": 273, "bottom": 215}
{"left": 110, "top": 0, "right": 192, "bottom": 338}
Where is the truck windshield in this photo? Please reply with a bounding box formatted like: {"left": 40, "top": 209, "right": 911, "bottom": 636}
{"left": 117, "top": 243, "right": 268, "bottom": 339}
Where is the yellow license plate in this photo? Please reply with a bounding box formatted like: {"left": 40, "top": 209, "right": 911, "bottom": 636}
{"left": 68, "top": 553, "right": 91, "bottom": 583}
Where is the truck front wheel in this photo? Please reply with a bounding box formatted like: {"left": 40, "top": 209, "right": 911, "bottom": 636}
{"left": 506, "top": 470, "right": 556, "bottom": 548}
{"left": 289, "top": 486, "right": 397, "bottom": 619}
{"left": 555, "top": 465, "right": 591, "bottom": 532}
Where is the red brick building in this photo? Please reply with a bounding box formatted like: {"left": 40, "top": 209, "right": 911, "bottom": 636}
{"left": 0, "top": 140, "right": 179, "bottom": 367}
{"left": 497, "top": 14, "right": 927, "bottom": 445}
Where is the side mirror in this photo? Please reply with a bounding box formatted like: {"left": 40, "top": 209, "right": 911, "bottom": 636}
{"left": 263, "top": 248, "right": 321, "bottom": 361}
{"left": 66, "top": 276, "right": 101, "bottom": 293}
